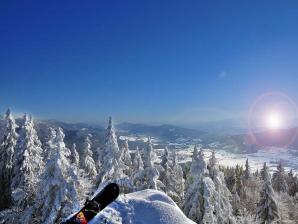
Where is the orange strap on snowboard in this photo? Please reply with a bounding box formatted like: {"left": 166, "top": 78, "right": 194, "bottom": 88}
{"left": 73, "top": 211, "right": 88, "bottom": 224}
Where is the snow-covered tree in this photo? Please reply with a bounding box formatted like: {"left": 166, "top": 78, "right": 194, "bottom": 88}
{"left": 160, "top": 147, "right": 169, "bottom": 169}
{"left": 260, "top": 162, "right": 269, "bottom": 181}
{"left": 12, "top": 114, "right": 44, "bottom": 209}
{"left": 243, "top": 158, "right": 251, "bottom": 180}
{"left": 184, "top": 148, "right": 235, "bottom": 223}
{"left": 236, "top": 166, "right": 244, "bottom": 197}
{"left": 287, "top": 169, "right": 297, "bottom": 196}
{"left": 257, "top": 163, "right": 280, "bottom": 224}
{"left": 159, "top": 147, "right": 171, "bottom": 191}
{"left": 0, "top": 109, "right": 18, "bottom": 210}
{"left": 32, "top": 128, "right": 80, "bottom": 224}
{"left": 99, "top": 117, "right": 125, "bottom": 182}
{"left": 236, "top": 209, "right": 260, "bottom": 224}
{"left": 208, "top": 150, "right": 217, "bottom": 180}
{"left": 225, "top": 167, "right": 237, "bottom": 193}
{"left": 205, "top": 150, "right": 236, "bottom": 223}
{"left": 272, "top": 161, "right": 288, "bottom": 193}
{"left": 120, "top": 139, "right": 132, "bottom": 176}
{"left": 185, "top": 146, "right": 208, "bottom": 186}
{"left": 70, "top": 143, "right": 80, "bottom": 168}
{"left": 132, "top": 148, "right": 145, "bottom": 190}
{"left": 168, "top": 151, "right": 185, "bottom": 206}
{"left": 183, "top": 147, "right": 207, "bottom": 222}
{"left": 141, "top": 137, "right": 160, "bottom": 190}
{"left": 98, "top": 117, "right": 130, "bottom": 192}
{"left": 80, "top": 136, "right": 97, "bottom": 177}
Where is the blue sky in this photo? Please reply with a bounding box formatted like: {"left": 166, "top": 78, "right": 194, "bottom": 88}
{"left": 1, "top": 1, "right": 298, "bottom": 124}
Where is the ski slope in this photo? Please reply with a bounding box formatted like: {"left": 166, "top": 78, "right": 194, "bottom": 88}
{"left": 90, "top": 189, "right": 195, "bottom": 224}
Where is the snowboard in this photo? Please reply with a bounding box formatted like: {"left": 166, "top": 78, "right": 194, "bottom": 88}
{"left": 61, "top": 183, "right": 120, "bottom": 224}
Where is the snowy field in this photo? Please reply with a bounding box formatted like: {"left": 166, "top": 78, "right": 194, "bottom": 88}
{"left": 122, "top": 133, "right": 298, "bottom": 173}
{"left": 173, "top": 147, "right": 298, "bottom": 173}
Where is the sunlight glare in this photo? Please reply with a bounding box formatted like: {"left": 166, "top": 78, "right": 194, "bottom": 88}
{"left": 266, "top": 112, "right": 282, "bottom": 130}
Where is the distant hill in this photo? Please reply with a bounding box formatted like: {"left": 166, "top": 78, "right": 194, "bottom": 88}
{"left": 188, "top": 118, "right": 248, "bottom": 135}
{"left": 34, "top": 119, "right": 106, "bottom": 153}
{"left": 0, "top": 117, "right": 207, "bottom": 152}
{"left": 3, "top": 116, "right": 297, "bottom": 154}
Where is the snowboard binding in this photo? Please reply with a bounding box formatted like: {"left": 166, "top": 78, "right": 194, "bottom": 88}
{"left": 62, "top": 183, "right": 120, "bottom": 224}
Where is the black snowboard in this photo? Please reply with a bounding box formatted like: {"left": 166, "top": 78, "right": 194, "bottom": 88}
{"left": 61, "top": 183, "right": 119, "bottom": 224}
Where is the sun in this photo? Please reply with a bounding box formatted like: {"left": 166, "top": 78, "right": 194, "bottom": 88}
{"left": 266, "top": 111, "right": 282, "bottom": 130}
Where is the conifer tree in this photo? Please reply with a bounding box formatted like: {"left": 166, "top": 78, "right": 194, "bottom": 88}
{"left": 0, "top": 109, "right": 18, "bottom": 210}
{"left": 208, "top": 150, "right": 217, "bottom": 180}
{"left": 81, "top": 136, "right": 97, "bottom": 177}
{"left": 244, "top": 158, "right": 251, "bottom": 180}
{"left": 12, "top": 114, "right": 44, "bottom": 208}
{"left": 272, "top": 161, "right": 288, "bottom": 193}
{"left": 33, "top": 128, "right": 80, "bottom": 224}
{"left": 169, "top": 151, "right": 185, "bottom": 206}
{"left": 142, "top": 137, "right": 160, "bottom": 190}
{"left": 287, "top": 169, "right": 297, "bottom": 196}
{"left": 184, "top": 148, "right": 235, "bottom": 223}
{"left": 99, "top": 117, "right": 126, "bottom": 184}
{"left": 160, "top": 146, "right": 169, "bottom": 169}
{"left": 121, "top": 139, "right": 132, "bottom": 176}
{"left": 132, "top": 148, "right": 145, "bottom": 190}
{"left": 98, "top": 117, "right": 131, "bottom": 193}
{"left": 235, "top": 164, "right": 244, "bottom": 198}
{"left": 183, "top": 147, "right": 208, "bottom": 222}
{"left": 206, "top": 150, "right": 236, "bottom": 223}
{"left": 159, "top": 147, "right": 172, "bottom": 191}
{"left": 257, "top": 163, "right": 280, "bottom": 224}
{"left": 260, "top": 162, "right": 269, "bottom": 181}
{"left": 70, "top": 143, "right": 80, "bottom": 168}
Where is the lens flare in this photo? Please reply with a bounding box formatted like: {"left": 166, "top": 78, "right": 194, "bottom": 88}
{"left": 248, "top": 91, "right": 298, "bottom": 148}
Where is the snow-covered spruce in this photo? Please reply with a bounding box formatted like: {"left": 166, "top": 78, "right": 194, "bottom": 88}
{"left": 80, "top": 135, "right": 97, "bottom": 177}
{"left": 120, "top": 139, "right": 132, "bottom": 176}
{"left": 257, "top": 162, "right": 280, "bottom": 224}
{"left": 183, "top": 147, "right": 235, "bottom": 223}
{"left": 12, "top": 114, "right": 44, "bottom": 208}
{"left": 159, "top": 147, "right": 172, "bottom": 192}
{"left": 206, "top": 151, "right": 235, "bottom": 224}
{"left": 183, "top": 146, "right": 208, "bottom": 222}
{"left": 287, "top": 169, "right": 298, "bottom": 196}
{"left": 0, "top": 109, "right": 18, "bottom": 210}
{"left": 98, "top": 117, "right": 131, "bottom": 193}
{"left": 70, "top": 143, "right": 80, "bottom": 168}
{"left": 132, "top": 147, "right": 145, "bottom": 191}
{"left": 208, "top": 150, "right": 217, "bottom": 180}
{"left": 141, "top": 137, "right": 162, "bottom": 190}
{"left": 159, "top": 148, "right": 185, "bottom": 206}
{"left": 243, "top": 158, "right": 251, "bottom": 180}
{"left": 169, "top": 151, "right": 185, "bottom": 206}
{"left": 272, "top": 161, "right": 288, "bottom": 193}
{"left": 32, "top": 128, "right": 80, "bottom": 224}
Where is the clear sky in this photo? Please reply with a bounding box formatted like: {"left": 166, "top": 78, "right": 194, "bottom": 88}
{"left": 1, "top": 1, "right": 298, "bottom": 124}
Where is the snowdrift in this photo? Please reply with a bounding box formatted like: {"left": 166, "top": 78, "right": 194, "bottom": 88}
{"left": 90, "top": 189, "right": 195, "bottom": 224}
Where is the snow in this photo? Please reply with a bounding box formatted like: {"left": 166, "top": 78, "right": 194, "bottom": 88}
{"left": 178, "top": 147, "right": 298, "bottom": 173}
{"left": 119, "top": 135, "right": 160, "bottom": 144}
{"left": 90, "top": 189, "right": 195, "bottom": 224}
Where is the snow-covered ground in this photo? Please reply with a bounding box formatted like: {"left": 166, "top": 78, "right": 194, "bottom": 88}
{"left": 119, "top": 135, "right": 160, "bottom": 143}
{"left": 119, "top": 133, "right": 298, "bottom": 174}
{"left": 178, "top": 147, "right": 298, "bottom": 173}
{"left": 90, "top": 189, "right": 195, "bottom": 224}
